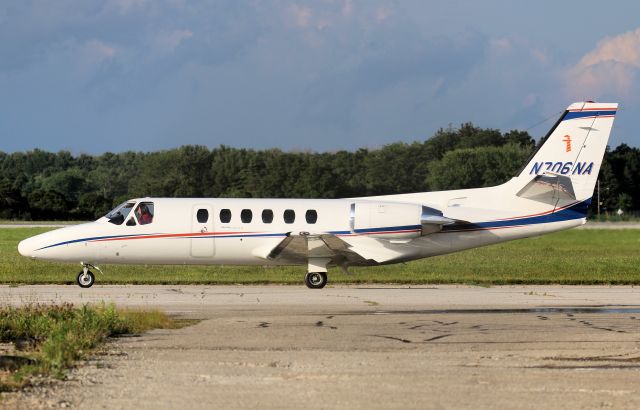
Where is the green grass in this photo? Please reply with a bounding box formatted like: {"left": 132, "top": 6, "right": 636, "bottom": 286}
{"left": 0, "top": 303, "right": 178, "bottom": 391}
{"left": 1, "top": 228, "right": 639, "bottom": 285}
{"left": 589, "top": 212, "right": 640, "bottom": 222}
{"left": 0, "top": 220, "right": 84, "bottom": 225}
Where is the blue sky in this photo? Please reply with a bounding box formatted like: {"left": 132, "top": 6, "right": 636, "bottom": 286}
{"left": 1, "top": 0, "right": 639, "bottom": 154}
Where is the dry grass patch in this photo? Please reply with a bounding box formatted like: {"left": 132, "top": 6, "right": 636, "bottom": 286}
{"left": 0, "top": 303, "right": 179, "bottom": 392}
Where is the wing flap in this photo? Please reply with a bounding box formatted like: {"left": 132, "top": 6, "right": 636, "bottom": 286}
{"left": 254, "top": 232, "right": 404, "bottom": 264}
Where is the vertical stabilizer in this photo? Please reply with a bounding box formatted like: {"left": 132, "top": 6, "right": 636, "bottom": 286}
{"left": 515, "top": 102, "right": 617, "bottom": 202}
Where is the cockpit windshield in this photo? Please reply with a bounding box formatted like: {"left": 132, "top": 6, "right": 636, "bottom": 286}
{"left": 105, "top": 201, "right": 135, "bottom": 225}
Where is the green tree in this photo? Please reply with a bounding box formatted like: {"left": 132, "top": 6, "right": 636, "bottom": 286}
{"left": 427, "top": 144, "right": 534, "bottom": 190}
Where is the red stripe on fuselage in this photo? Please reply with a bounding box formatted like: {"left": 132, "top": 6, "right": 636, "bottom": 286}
{"left": 90, "top": 231, "right": 253, "bottom": 242}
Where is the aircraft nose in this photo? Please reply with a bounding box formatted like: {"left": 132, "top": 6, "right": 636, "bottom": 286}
{"left": 18, "top": 238, "right": 35, "bottom": 257}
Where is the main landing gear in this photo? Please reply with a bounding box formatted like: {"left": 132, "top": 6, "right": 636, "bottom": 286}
{"left": 76, "top": 263, "right": 101, "bottom": 288}
{"left": 304, "top": 272, "right": 327, "bottom": 289}
{"left": 304, "top": 257, "right": 331, "bottom": 289}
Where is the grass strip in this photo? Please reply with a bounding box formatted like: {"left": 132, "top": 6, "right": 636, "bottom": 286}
{"left": 1, "top": 228, "right": 640, "bottom": 285}
{"left": 0, "top": 303, "right": 179, "bottom": 392}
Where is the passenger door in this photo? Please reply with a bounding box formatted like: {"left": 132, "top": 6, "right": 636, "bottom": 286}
{"left": 191, "top": 204, "right": 215, "bottom": 258}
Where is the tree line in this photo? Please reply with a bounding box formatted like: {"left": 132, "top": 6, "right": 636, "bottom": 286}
{"left": 0, "top": 123, "right": 638, "bottom": 220}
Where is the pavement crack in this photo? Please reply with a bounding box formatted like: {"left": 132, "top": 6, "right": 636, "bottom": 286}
{"left": 370, "top": 335, "right": 412, "bottom": 344}
{"left": 433, "top": 320, "right": 458, "bottom": 326}
{"left": 424, "top": 334, "right": 451, "bottom": 342}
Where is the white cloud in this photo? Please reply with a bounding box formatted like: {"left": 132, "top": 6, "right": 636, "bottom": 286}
{"left": 580, "top": 28, "right": 640, "bottom": 67}
{"left": 566, "top": 28, "right": 640, "bottom": 98}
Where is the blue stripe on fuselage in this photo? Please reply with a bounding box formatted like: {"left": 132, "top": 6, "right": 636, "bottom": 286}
{"left": 36, "top": 233, "right": 154, "bottom": 250}
{"left": 441, "top": 198, "right": 591, "bottom": 232}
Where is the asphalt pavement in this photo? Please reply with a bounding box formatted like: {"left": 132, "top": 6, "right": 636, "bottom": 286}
{"left": 2, "top": 285, "right": 640, "bottom": 409}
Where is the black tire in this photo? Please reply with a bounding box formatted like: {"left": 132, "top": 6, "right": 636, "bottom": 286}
{"left": 77, "top": 270, "right": 95, "bottom": 288}
{"left": 304, "top": 272, "right": 327, "bottom": 289}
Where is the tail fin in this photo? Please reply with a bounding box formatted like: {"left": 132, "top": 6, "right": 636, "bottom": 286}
{"left": 515, "top": 102, "right": 617, "bottom": 203}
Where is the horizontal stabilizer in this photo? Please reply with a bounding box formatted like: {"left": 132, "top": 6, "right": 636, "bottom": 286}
{"left": 517, "top": 172, "right": 576, "bottom": 203}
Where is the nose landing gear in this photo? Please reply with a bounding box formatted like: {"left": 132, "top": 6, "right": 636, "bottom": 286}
{"left": 76, "top": 263, "right": 101, "bottom": 288}
{"left": 77, "top": 269, "right": 94, "bottom": 288}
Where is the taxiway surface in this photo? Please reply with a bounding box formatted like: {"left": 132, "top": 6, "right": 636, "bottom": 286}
{"left": 2, "top": 285, "right": 640, "bottom": 409}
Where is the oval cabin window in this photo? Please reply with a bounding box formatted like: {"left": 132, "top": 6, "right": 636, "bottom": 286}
{"left": 283, "top": 209, "right": 295, "bottom": 224}
{"left": 220, "top": 209, "right": 232, "bottom": 223}
{"left": 262, "top": 209, "right": 274, "bottom": 224}
{"left": 241, "top": 209, "right": 253, "bottom": 223}
{"left": 197, "top": 209, "right": 209, "bottom": 223}
{"left": 305, "top": 209, "right": 317, "bottom": 224}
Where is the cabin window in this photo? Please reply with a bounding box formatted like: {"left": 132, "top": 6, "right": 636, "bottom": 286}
{"left": 126, "top": 217, "right": 136, "bottom": 226}
{"left": 241, "top": 209, "right": 253, "bottom": 223}
{"left": 196, "top": 209, "right": 209, "bottom": 223}
{"left": 134, "top": 202, "right": 154, "bottom": 225}
{"left": 283, "top": 209, "right": 295, "bottom": 224}
{"left": 220, "top": 209, "right": 232, "bottom": 223}
{"left": 106, "top": 201, "right": 135, "bottom": 225}
{"left": 305, "top": 209, "right": 318, "bottom": 224}
{"left": 262, "top": 209, "right": 273, "bottom": 224}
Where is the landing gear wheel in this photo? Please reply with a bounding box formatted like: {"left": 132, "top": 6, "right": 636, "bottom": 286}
{"left": 77, "top": 270, "right": 95, "bottom": 288}
{"left": 304, "top": 272, "right": 327, "bottom": 289}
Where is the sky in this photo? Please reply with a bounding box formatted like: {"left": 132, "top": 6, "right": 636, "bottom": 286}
{"left": 1, "top": 0, "right": 640, "bottom": 154}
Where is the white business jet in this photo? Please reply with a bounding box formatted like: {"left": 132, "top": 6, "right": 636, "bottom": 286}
{"left": 18, "top": 102, "right": 617, "bottom": 289}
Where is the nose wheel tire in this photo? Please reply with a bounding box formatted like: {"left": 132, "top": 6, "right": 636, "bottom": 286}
{"left": 304, "top": 272, "right": 327, "bottom": 289}
{"left": 77, "top": 270, "right": 95, "bottom": 288}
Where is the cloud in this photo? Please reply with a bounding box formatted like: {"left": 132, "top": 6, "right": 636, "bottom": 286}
{"left": 566, "top": 28, "right": 640, "bottom": 98}
{"left": 530, "top": 48, "right": 548, "bottom": 65}
{"left": 342, "top": 0, "right": 353, "bottom": 17}
{"left": 375, "top": 7, "right": 392, "bottom": 22}
{"left": 153, "top": 29, "right": 194, "bottom": 53}
{"left": 288, "top": 4, "right": 312, "bottom": 27}
{"left": 298, "top": 29, "right": 489, "bottom": 130}
{"left": 82, "top": 39, "right": 118, "bottom": 66}
{"left": 490, "top": 37, "right": 512, "bottom": 53}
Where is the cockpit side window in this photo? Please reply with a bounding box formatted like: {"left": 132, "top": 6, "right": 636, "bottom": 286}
{"left": 134, "top": 202, "right": 154, "bottom": 225}
{"left": 106, "top": 202, "right": 135, "bottom": 225}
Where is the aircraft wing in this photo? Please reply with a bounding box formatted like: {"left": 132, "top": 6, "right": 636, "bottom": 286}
{"left": 251, "top": 232, "right": 407, "bottom": 266}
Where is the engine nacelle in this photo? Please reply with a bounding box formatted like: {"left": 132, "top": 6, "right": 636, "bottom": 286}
{"left": 349, "top": 201, "right": 449, "bottom": 239}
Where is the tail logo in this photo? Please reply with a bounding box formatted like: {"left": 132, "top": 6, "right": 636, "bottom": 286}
{"left": 563, "top": 135, "right": 572, "bottom": 152}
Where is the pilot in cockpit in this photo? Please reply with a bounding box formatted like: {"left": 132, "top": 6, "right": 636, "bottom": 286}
{"left": 135, "top": 203, "right": 153, "bottom": 225}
